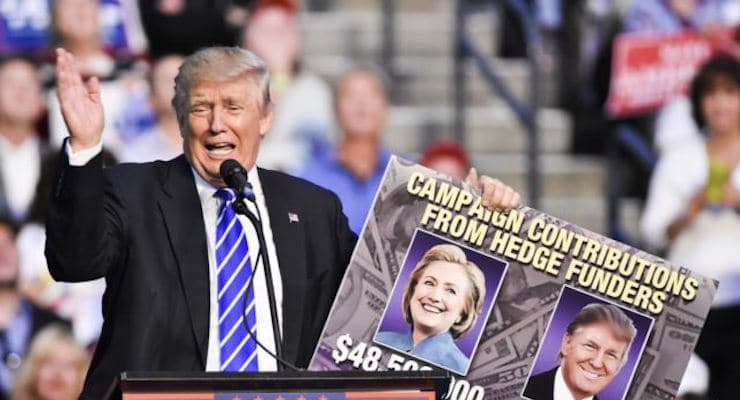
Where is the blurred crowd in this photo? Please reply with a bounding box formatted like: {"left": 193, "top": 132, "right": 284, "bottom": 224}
{"left": 0, "top": 0, "right": 738, "bottom": 399}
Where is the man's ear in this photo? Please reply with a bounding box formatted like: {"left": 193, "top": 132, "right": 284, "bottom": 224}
{"left": 259, "top": 108, "right": 273, "bottom": 138}
{"left": 560, "top": 333, "right": 572, "bottom": 359}
{"left": 177, "top": 111, "right": 192, "bottom": 140}
{"left": 619, "top": 346, "right": 630, "bottom": 368}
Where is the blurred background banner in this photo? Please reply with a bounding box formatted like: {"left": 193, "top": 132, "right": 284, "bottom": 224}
{"left": 607, "top": 26, "right": 738, "bottom": 117}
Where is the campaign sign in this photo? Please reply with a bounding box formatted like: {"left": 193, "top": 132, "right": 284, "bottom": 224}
{"left": 309, "top": 156, "right": 717, "bottom": 400}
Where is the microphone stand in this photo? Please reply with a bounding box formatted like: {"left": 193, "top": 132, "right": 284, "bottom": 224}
{"left": 232, "top": 193, "right": 284, "bottom": 372}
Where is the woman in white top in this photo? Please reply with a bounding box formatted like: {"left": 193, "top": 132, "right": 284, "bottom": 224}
{"left": 640, "top": 54, "right": 740, "bottom": 399}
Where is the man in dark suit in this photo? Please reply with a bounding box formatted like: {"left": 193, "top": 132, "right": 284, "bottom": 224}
{"left": 524, "top": 367, "right": 562, "bottom": 400}
{"left": 522, "top": 303, "right": 637, "bottom": 400}
{"left": 46, "top": 46, "right": 520, "bottom": 398}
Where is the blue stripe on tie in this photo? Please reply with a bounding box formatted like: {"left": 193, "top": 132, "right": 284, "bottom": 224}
{"left": 219, "top": 290, "right": 254, "bottom": 341}
{"left": 215, "top": 216, "right": 238, "bottom": 248}
{"left": 214, "top": 188, "right": 259, "bottom": 372}
{"left": 219, "top": 282, "right": 253, "bottom": 324}
{"left": 217, "top": 242, "right": 250, "bottom": 293}
{"left": 216, "top": 234, "right": 249, "bottom": 271}
{"left": 218, "top": 255, "right": 250, "bottom": 300}
{"left": 222, "top": 325, "right": 258, "bottom": 370}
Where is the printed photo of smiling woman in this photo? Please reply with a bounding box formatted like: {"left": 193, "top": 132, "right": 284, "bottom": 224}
{"left": 375, "top": 244, "right": 486, "bottom": 375}
{"left": 523, "top": 303, "right": 637, "bottom": 400}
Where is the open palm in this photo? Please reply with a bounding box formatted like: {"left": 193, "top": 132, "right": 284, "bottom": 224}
{"left": 55, "top": 48, "right": 105, "bottom": 151}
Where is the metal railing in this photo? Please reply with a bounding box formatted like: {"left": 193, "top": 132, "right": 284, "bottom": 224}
{"left": 607, "top": 123, "right": 657, "bottom": 245}
{"left": 379, "top": 0, "right": 398, "bottom": 102}
{"left": 377, "top": 0, "right": 657, "bottom": 241}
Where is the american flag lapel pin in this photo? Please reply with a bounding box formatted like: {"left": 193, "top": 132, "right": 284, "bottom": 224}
{"left": 288, "top": 212, "right": 300, "bottom": 223}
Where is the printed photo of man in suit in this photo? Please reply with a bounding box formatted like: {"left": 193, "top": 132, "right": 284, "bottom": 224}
{"left": 523, "top": 303, "right": 637, "bottom": 400}
{"left": 45, "top": 45, "right": 520, "bottom": 398}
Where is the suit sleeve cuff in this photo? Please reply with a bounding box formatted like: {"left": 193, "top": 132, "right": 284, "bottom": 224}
{"left": 65, "top": 139, "right": 103, "bottom": 166}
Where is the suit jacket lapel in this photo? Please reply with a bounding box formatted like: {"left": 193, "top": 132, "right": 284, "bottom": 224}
{"left": 259, "top": 169, "right": 307, "bottom": 366}
{"left": 157, "top": 156, "right": 210, "bottom": 365}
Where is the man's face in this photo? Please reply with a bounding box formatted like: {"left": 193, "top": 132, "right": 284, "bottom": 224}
{"left": 151, "top": 55, "right": 183, "bottom": 116}
{"left": 0, "top": 60, "right": 44, "bottom": 126}
{"left": 336, "top": 71, "right": 387, "bottom": 140}
{"left": 54, "top": 0, "right": 99, "bottom": 44}
{"left": 182, "top": 77, "right": 272, "bottom": 187}
{"left": 560, "top": 322, "right": 629, "bottom": 399}
{"left": 244, "top": 6, "right": 301, "bottom": 72}
{"left": 36, "top": 342, "right": 85, "bottom": 400}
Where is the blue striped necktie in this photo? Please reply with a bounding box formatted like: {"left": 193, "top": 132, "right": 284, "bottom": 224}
{"left": 214, "top": 188, "right": 259, "bottom": 371}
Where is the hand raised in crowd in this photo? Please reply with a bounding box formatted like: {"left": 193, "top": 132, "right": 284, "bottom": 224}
{"left": 55, "top": 48, "right": 105, "bottom": 152}
{"left": 465, "top": 168, "right": 521, "bottom": 210}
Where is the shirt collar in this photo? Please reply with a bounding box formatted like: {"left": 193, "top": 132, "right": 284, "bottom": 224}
{"left": 554, "top": 366, "right": 594, "bottom": 400}
{"left": 0, "top": 134, "right": 38, "bottom": 153}
{"left": 191, "top": 163, "right": 263, "bottom": 204}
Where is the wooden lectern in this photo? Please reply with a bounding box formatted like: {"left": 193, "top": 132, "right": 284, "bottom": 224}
{"left": 108, "top": 370, "right": 451, "bottom": 400}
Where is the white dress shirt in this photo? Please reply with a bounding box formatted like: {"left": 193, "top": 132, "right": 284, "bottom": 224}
{"left": 554, "top": 367, "right": 594, "bottom": 400}
{"left": 67, "top": 141, "right": 283, "bottom": 371}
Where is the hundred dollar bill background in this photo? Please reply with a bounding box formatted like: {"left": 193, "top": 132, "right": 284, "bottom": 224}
{"left": 309, "top": 156, "right": 717, "bottom": 399}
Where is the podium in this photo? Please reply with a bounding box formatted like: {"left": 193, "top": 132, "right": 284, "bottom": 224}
{"left": 110, "top": 370, "right": 451, "bottom": 400}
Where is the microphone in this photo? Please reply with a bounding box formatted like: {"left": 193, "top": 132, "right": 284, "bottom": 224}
{"left": 219, "top": 159, "right": 255, "bottom": 201}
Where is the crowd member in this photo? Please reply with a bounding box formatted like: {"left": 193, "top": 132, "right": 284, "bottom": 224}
{"left": 15, "top": 147, "right": 116, "bottom": 347}
{"left": 45, "top": 45, "right": 520, "bottom": 398}
{"left": 0, "top": 0, "right": 146, "bottom": 57}
{"left": 563, "top": 1, "right": 624, "bottom": 156}
{"left": 11, "top": 325, "right": 87, "bottom": 400}
{"left": 243, "top": 0, "right": 335, "bottom": 171}
{"left": 640, "top": 54, "right": 740, "bottom": 398}
{"left": 419, "top": 140, "right": 471, "bottom": 181}
{"left": 626, "top": 0, "right": 740, "bottom": 154}
{"left": 48, "top": 0, "right": 123, "bottom": 79}
{"left": 138, "top": 0, "right": 251, "bottom": 58}
{"left": 297, "top": 67, "right": 391, "bottom": 234}
{"left": 46, "top": 0, "right": 148, "bottom": 159}
{"left": 623, "top": 0, "right": 739, "bottom": 34}
{"left": 0, "top": 219, "right": 69, "bottom": 399}
{"left": 98, "top": 0, "right": 148, "bottom": 57}
{"left": 0, "top": 57, "right": 103, "bottom": 345}
{"left": 0, "top": 57, "right": 48, "bottom": 223}
{"left": 677, "top": 355, "right": 710, "bottom": 400}
{"left": 119, "top": 55, "right": 184, "bottom": 163}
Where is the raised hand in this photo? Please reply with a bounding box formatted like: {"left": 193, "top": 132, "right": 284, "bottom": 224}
{"left": 55, "top": 48, "right": 105, "bottom": 152}
{"left": 465, "top": 168, "right": 521, "bottom": 210}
